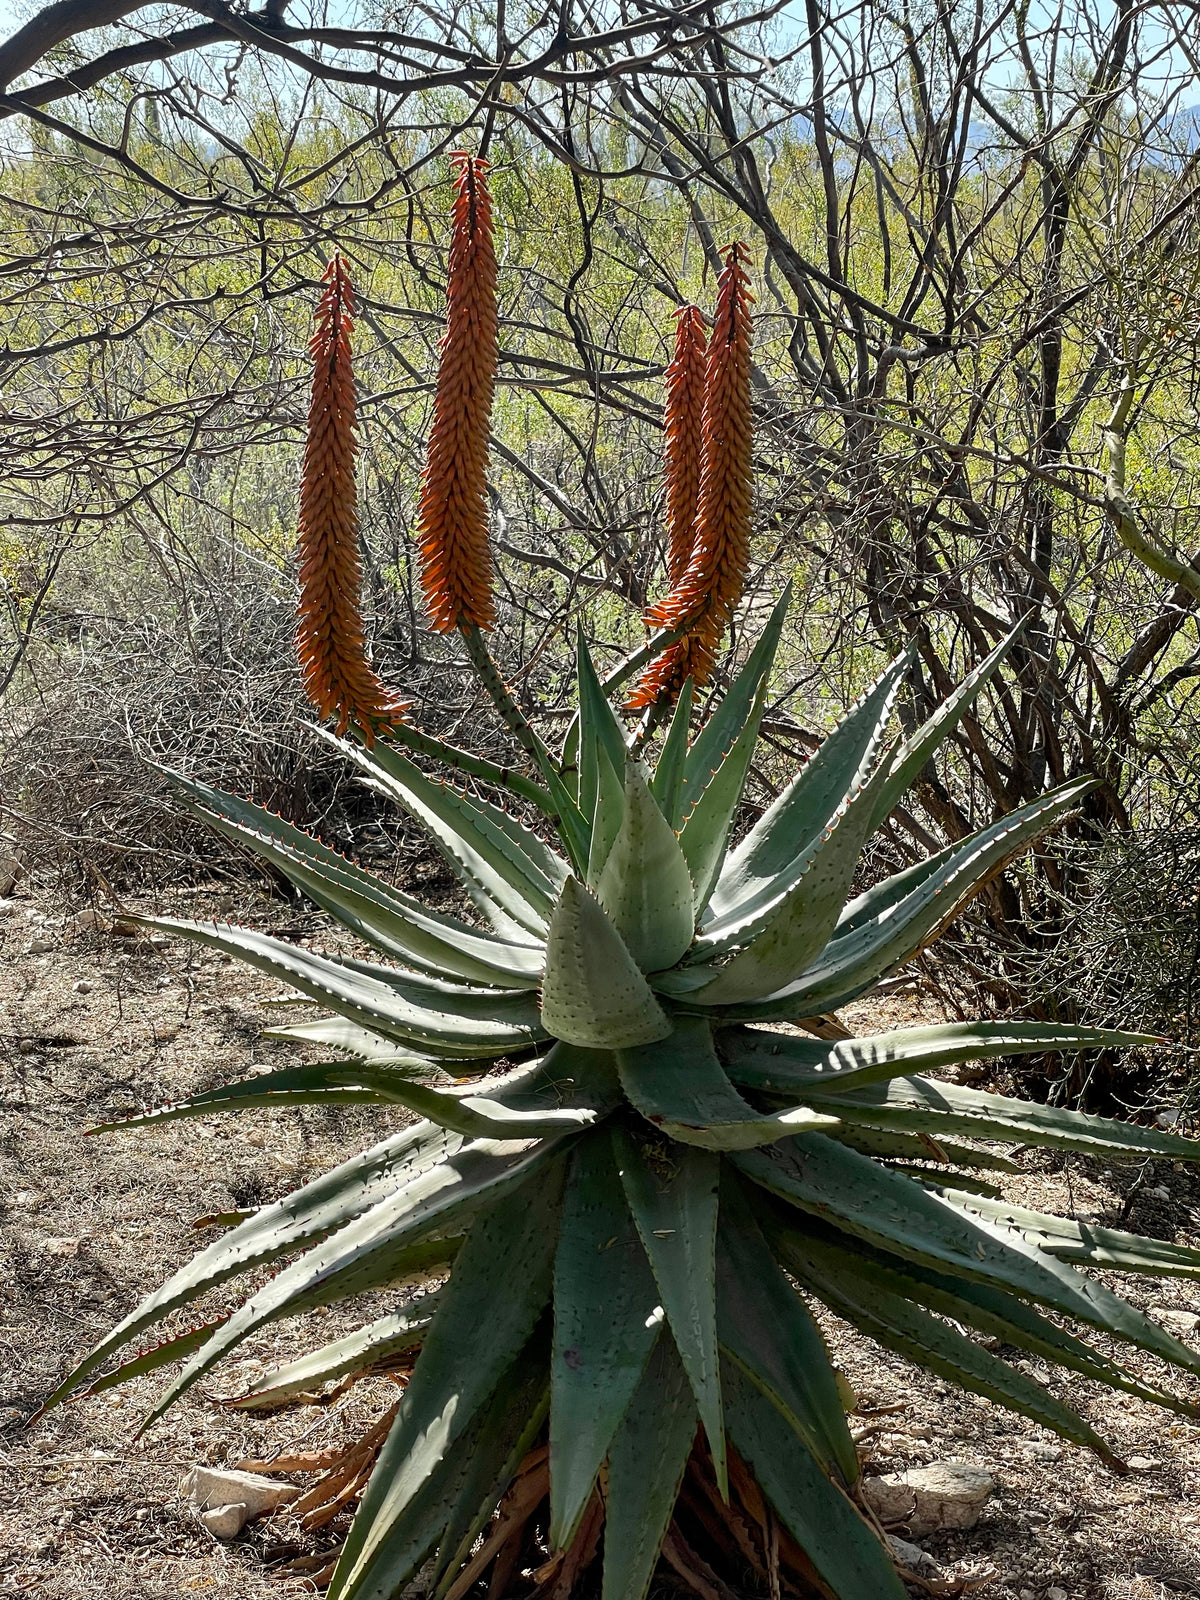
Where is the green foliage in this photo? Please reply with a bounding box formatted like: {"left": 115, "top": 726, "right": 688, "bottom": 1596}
{"left": 49, "top": 612, "right": 1200, "bottom": 1599}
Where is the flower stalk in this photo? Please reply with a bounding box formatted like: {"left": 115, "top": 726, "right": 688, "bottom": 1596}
{"left": 416, "top": 153, "right": 499, "bottom": 635}
{"left": 295, "top": 255, "right": 408, "bottom": 744}
{"left": 629, "top": 244, "right": 755, "bottom": 710}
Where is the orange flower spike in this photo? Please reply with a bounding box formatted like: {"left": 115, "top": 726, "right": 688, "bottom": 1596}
{"left": 663, "top": 304, "right": 708, "bottom": 586}
{"left": 629, "top": 244, "right": 755, "bottom": 709}
{"left": 417, "top": 154, "right": 499, "bottom": 634}
{"left": 296, "top": 255, "right": 409, "bottom": 745}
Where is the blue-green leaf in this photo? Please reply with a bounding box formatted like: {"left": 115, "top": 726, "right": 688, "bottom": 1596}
{"left": 540, "top": 878, "right": 672, "bottom": 1048}
{"left": 597, "top": 765, "right": 695, "bottom": 971}
{"left": 720, "top": 1020, "right": 1159, "bottom": 1097}
{"left": 329, "top": 1168, "right": 565, "bottom": 1600}
{"left": 611, "top": 1122, "right": 725, "bottom": 1493}
{"left": 718, "top": 1174, "right": 858, "bottom": 1482}
{"left": 722, "top": 1361, "right": 908, "bottom": 1600}
{"left": 550, "top": 1136, "right": 662, "bottom": 1548}
{"left": 603, "top": 1333, "right": 697, "bottom": 1600}
{"left": 616, "top": 1015, "right": 839, "bottom": 1150}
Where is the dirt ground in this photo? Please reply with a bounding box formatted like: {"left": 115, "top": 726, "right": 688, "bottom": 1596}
{"left": 2, "top": 880, "right": 1200, "bottom": 1600}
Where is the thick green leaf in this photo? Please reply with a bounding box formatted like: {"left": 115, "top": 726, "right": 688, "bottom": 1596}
{"left": 801, "top": 1073, "right": 1200, "bottom": 1162}
{"left": 133, "top": 916, "right": 547, "bottom": 1059}
{"left": 685, "top": 745, "right": 897, "bottom": 998}
{"left": 550, "top": 1136, "right": 662, "bottom": 1548}
{"left": 144, "top": 1136, "right": 568, "bottom": 1427}
{"left": 158, "top": 765, "right": 544, "bottom": 987}
{"left": 230, "top": 1294, "right": 441, "bottom": 1408}
{"left": 585, "top": 736, "right": 625, "bottom": 886}
{"left": 682, "top": 587, "right": 789, "bottom": 810}
{"left": 616, "top": 1015, "right": 840, "bottom": 1150}
{"left": 540, "top": 877, "right": 672, "bottom": 1048}
{"left": 321, "top": 729, "right": 561, "bottom": 936}
{"left": 597, "top": 764, "right": 695, "bottom": 971}
{"left": 576, "top": 627, "right": 630, "bottom": 819}
{"left": 710, "top": 778, "right": 1096, "bottom": 1021}
{"left": 71, "top": 1319, "right": 228, "bottom": 1401}
{"left": 718, "top": 1174, "right": 858, "bottom": 1482}
{"left": 866, "top": 620, "right": 1027, "bottom": 834}
{"left": 941, "top": 1187, "right": 1200, "bottom": 1280}
{"left": 720, "top": 1020, "right": 1159, "bottom": 1097}
{"left": 427, "top": 1336, "right": 552, "bottom": 1599}
{"left": 44, "top": 1120, "right": 462, "bottom": 1409}
{"left": 611, "top": 1122, "right": 725, "bottom": 1492}
{"left": 771, "top": 1217, "right": 1196, "bottom": 1419}
{"left": 835, "top": 843, "right": 956, "bottom": 936}
{"left": 775, "top": 1227, "right": 1118, "bottom": 1463}
{"left": 825, "top": 1121, "right": 1020, "bottom": 1171}
{"left": 721, "top": 1361, "right": 908, "bottom": 1600}
{"left": 329, "top": 1173, "right": 564, "bottom": 1600}
{"left": 704, "top": 648, "right": 909, "bottom": 931}
{"left": 264, "top": 1016, "right": 406, "bottom": 1060}
{"left": 337, "top": 1328, "right": 550, "bottom": 1600}
{"left": 603, "top": 1332, "right": 697, "bottom": 1600}
{"left": 677, "top": 666, "right": 772, "bottom": 916}
{"left": 649, "top": 679, "right": 693, "bottom": 830}
{"left": 86, "top": 1061, "right": 436, "bottom": 1132}
{"left": 734, "top": 1135, "right": 1200, "bottom": 1376}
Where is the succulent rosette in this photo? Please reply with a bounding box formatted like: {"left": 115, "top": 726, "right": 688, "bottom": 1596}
{"left": 47, "top": 604, "right": 1200, "bottom": 1600}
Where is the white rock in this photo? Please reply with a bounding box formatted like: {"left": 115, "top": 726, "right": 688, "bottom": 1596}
{"left": 1147, "top": 1185, "right": 1171, "bottom": 1202}
{"left": 1126, "top": 1455, "right": 1159, "bottom": 1471}
{"left": 862, "top": 1461, "right": 995, "bottom": 1535}
{"left": 1046, "top": 1589, "right": 1069, "bottom": 1600}
{"left": 71, "top": 909, "right": 110, "bottom": 934}
{"left": 199, "top": 1502, "right": 249, "bottom": 1539}
{"left": 885, "top": 1535, "right": 944, "bottom": 1580}
{"left": 1157, "top": 1109, "right": 1181, "bottom": 1129}
{"left": 26, "top": 939, "right": 53, "bottom": 955}
{"left": 183, "top": 1465, "right": 299, "bottom": 1522}
{"left": 72, "top": 980, "right": 93, "bottom": 995}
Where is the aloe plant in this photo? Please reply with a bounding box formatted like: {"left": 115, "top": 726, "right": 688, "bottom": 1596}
{"left": 46, "top": 598, "right": 1200, "bottom": 1600}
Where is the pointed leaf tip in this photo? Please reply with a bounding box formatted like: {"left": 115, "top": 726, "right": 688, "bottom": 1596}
{"left": 540, "top": 878, "right": 672, "bottom": 1048}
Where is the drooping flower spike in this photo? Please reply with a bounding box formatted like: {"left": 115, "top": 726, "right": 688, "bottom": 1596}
{"left": 663, "top": 304, "right": 708, "bottom": 587}
{"left": 296, "top": 255, "right": 409, "bottom": 744}
{"left": 629, "top": 242, "right": 755, "bottom": 710}
{"left": 416, "top": 153, "right": 499, "bottom": 634}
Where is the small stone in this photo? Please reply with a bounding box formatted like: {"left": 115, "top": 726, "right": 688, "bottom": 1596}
{"left": 25, "top": 939, "right": 53, "bottom": 955}
{"left": 72, "top": 980, "right": 93, "bottom": 995}
{"left": 182, "top": 1465, "right": 299, "bottom": 1521}
{"left": 1016, "top": 1360, "right": 1048, "bottom": 1385}
{"left": 41, "top": 1237, "right": 81, "bottom": 1256}
{"left": 152, "top": 1021, "right": 179, "bottom": 1043}
{"left": 198, "top": 1502, "right": 248, "bottom": 1539}
{"left": 1046, "top": 1589, "right": 1069, "bottom": 1600}
{"left": 1157, "top": 1109, "right": 1181, "bottom": 1129}
{"left": 16, "top": 1038, "right": 36, "bottom": 1055}
{"left": 1127, "top": 1455, "right": 1159, "bottom": 1471}
{"left": 1025, "top": 1441, "right": 1062, "bottom": 1461}
{"left": 70, "top": 909, "right": 109, "bottom": 934}
{"left": 861, "top": 1461, "right": 995, "bottom": 1535}
{"left": 1146, "top": 1185, "right": 1171, "bottom": 1202}
{"left": 1019, "top": 1590, "right": 1036, "bottom": 1600}
{"left": 885, "top": 1535, "right": 943, "bottom": 1580}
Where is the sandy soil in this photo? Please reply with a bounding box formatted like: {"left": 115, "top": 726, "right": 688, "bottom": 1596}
{"left": 2, "top": 883, "right": 1199, "bottom": 1600}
